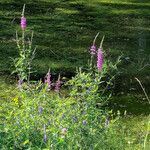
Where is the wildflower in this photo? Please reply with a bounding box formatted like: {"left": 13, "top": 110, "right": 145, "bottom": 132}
{"left": 20, "top": 16, "right": 27, "bottom": 30}
{"left": 90, "top": 45, "right": 96, "bottom": 55}
{"left": 45, "top": 69, "right": 51, "bottom": 90}
{"left": 12, "top": 97, "right": 19, "bottom": 105}
{"left": 89, "top": 32, "right": 99, "bottom": 56}
{"left": 97, "top": 48, "right": 103, "bottom": 71}
{"left": 97, "top": 36, "right": 105, "bottom": 71}
{"left": 20, "top": 4, "right": 27, "bottom": 30}
{"left": 55, "top": 74, "right": 61, "bottom": 93}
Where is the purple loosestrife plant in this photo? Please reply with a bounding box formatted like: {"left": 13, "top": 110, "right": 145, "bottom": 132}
{"left": 55, "top": 74, "right": 61, "bottom": 93}
{"left": 90, "top": 45, "right": 96, "bottom": 56}
{"left": 89, "top": 33, "right": 99, "bottom": 70}
{"left": 45, "top": 69, "right": 51, "bottom": 90}
{"left": 13, "top": 4, "right": 36, "bottom": 85}
{"left": 20, "top": 4, "right": 27, "bottom": 30}
{"left": 97, "top": 48, "right": 103, "bottom": 71}
{"left": 89, "top": 32, "right": 99, "bottom": 56}
{"left": 97, "top": 36, "right": 105, "bottom": 71}
{"left": 20, "top": 16, "right": 27, "bottom": 30}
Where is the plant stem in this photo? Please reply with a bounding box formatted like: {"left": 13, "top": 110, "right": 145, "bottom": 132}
{"left": 135, "top": 77, "right": 150, "bottom": 104}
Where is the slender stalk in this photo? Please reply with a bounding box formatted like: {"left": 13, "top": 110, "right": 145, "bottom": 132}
{"left": 22, "top": 4, "right": 26, "bottom": 17}
{"left": 27, "top": 32, "right": 35, "bottom": 84}
{"left": 21, "top": 4, "right": 26, "bottom": 53}
{"left": 135, "top": 77, "right": 150, "bottom": 104}
{"left": 22, "top": 30, "right": 25, "bottom": 54}
{"left": 135, "top": 77, "right": 150, "bottom": 149}
{"left": 90, "top": 55, "right": 93, "bottom": 70}
{"left": 99, "top": 35, "right": 105, "bottom": 49}
{"left": 93, "top": 32, "right": 99, "bottom": 45}
{"left": 16, "top": 31, "right": 20, "bottom": 50}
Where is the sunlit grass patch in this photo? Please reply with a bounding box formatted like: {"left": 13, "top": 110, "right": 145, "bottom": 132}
{"left": 55, "top": 8, "right": 79, "bottom": 15}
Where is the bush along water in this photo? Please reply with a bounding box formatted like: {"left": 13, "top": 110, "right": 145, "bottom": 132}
{"left": 1, "top": 4, "right": 149, "bottom": 150}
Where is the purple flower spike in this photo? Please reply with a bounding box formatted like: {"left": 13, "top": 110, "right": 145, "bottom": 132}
{"left": 55, "top": 74, "right": 61, "bottom": 93}
{"left": 45, "top": 69, "right": 51, "bottom": 90}
{"left": 20, "top": 16, "right": 27, "bottom": 30}
{"left": 97, "top": 48, "right": 104, "bottom": 71}
{"left": 90, "top": 45, "right": 96, "bottom": 55}
{"left": 89, "top": 32, "right": 99, "bottom": 56}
